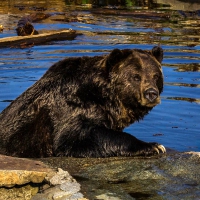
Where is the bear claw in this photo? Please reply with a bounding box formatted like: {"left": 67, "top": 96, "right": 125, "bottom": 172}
{"left": 158, "top": 144, "right": 166, "bottom": 153}
{"left": 153, "top": 144, "right": 166, "bottom": 154}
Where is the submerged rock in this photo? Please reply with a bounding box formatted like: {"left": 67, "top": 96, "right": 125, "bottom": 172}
{"left": 41, "top": 151, "right": 200, "bottom": 200}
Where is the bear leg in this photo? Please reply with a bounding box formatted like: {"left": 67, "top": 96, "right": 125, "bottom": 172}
{"left": 55, "top": 127, "right": 166, "bottom": 157}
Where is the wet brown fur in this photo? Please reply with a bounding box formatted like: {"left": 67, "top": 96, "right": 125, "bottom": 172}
{"left": 0, "top": 46, "right": 164, "bottom": 158}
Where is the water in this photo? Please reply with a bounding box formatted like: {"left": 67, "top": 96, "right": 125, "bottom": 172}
{"left": 0, "top": 0, "right": 200, "bottom": 152}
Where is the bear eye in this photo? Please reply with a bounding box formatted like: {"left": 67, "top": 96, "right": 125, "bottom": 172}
{"left": 154, "top": 74, "right": 159, "bottom": 81}
{"left": 133, "top": 74, "right": 141, "bottom": 81}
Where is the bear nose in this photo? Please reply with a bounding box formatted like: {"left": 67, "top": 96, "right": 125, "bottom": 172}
{"left": 144, "top": 88, "right": 158, "bottom": 102}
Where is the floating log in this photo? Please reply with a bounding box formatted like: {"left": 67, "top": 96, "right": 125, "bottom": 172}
{"left": 0, "top": 29, "right": 79, "bottom": 48}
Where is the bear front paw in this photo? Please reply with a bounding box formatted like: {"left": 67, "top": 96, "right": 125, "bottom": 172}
{"left": 138, "top": 142, "right": 166, "bottom": 156}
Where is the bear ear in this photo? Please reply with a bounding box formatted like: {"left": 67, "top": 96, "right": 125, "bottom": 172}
{"left": 152, "top": 46, "right": 163, "bottom": 64}
{"left": 106, "top": 49, "right": 123, "bottom": 67}
{"left": 106, "top": 48, "right": 132, "bottom": 73}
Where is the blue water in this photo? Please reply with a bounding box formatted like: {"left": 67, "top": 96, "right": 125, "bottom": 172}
{"left": 0, "top": 0, "right": 200, "bottom": 152}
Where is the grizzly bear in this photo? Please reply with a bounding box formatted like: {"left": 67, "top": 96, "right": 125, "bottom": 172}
{"left": 0, "top": 46, "right": 166, "bottom": 158}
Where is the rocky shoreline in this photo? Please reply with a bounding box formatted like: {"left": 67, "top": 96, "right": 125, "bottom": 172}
{"left": 0, "top": 155, "right": 87, "bottom": 200}
{"left": 0, "top": 151, "right": 200, "bottom": 200}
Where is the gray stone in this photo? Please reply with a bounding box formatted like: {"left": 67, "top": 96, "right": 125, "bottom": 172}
{"left": 32, "top": 168, "right": 88, "bottom": 200}
{"left": 50, "top": 168, "right": 73, "bottom": 186}
{"left": 60, "top": 182, "right": 80, "bottom": 194}
{"left": 69, "top": 193, "right": 84, "bottom": 200}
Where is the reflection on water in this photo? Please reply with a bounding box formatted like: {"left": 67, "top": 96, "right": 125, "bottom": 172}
{"left": 157, "top": 0, "right": 200, "bottom": 11}
{"left": 176, "top": 63, "right": 200, "bottom": 72}
{"left": 0, "top": 0, "right": 200, "bottom": 152}
{"left": 167, "top": 96, "right": 200, "bottom": 103}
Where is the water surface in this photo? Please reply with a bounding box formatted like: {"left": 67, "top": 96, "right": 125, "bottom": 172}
{"left": 0, "top": 0, "right": 200, "bottom": 152}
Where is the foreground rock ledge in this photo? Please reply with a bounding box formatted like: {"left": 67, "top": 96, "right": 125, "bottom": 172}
{"left": 0, "top": 155, "right": 87, "bottom": 200}
{"left": 0, "top": 155, "right": 52, "bottom": 187}
{"left": 0, "top": 152, "right": 199, "bottom": 200}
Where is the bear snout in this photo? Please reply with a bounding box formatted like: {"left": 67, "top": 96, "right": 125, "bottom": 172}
{"left": 144, "top": 88, "right": 158, "bottom": 102}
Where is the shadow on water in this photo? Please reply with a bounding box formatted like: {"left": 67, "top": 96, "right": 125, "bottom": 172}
{"left": 0, "top": 0, "right": 200, "bottom": 152}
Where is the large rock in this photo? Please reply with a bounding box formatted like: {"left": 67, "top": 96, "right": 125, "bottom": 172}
{"left": 0, "top": 154, "right": 52, "bottom": 200}
{"left": 0, "top": 154, "right": 52, "bottom": 187}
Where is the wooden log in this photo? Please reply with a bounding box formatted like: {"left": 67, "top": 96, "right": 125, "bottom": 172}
{"left": 0, "top": 29, "right": 79, "bottom": 48}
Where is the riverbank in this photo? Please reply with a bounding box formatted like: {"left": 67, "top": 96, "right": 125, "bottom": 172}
{"left": 1, "top": 151, "right": 199, "bottom": 200}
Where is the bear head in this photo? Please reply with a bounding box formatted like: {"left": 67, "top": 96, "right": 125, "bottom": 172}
{"left": 105, "top": 46, "right": 163, "bottom": 108}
